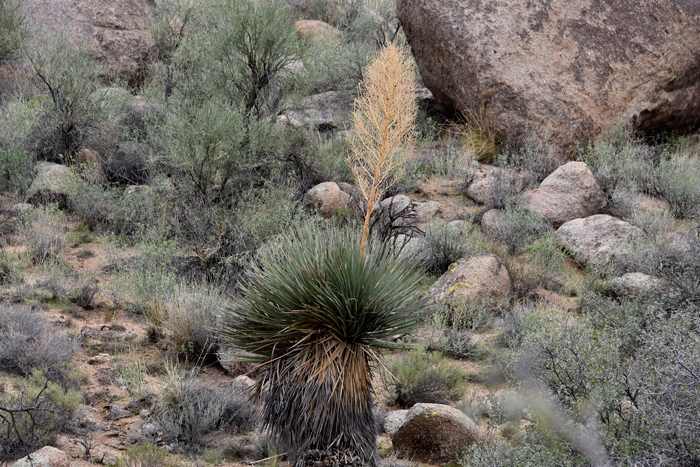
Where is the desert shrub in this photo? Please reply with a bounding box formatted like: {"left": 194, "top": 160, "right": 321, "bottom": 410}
{"left": 0, "top": 0, "right": 28, "bottom": 63}
{"left": 0, "top": 99, "right": 43, "bottom": 195}
{"left": 498, "top": 128, "right": 562, "bottom": 184}
{"left": 381, "top": 349, "right": 467, "bottom": 408}
{"left": 26, "top": 34, "right": 105, "bottom": 163}
{"left": 584, "top": 125, "right": 657, "bottom": 216}
{"left": 106, "top": 184, "right": 170, "bottom": 236}
{"left": 656, "top": 153, "right": 700, "bottom": 219}
{"left": 164, "top": 283, "right": 223, "bottom": 362}
{"left": 418, "top": 223, "right": 471, "bottom": 275}
{"left": 490, "top": 203, "right": 552, "bottom": 251}
{"left": 66, "top": 165, "right": 116, "bottom": 231}
{"left": 0, "top": 369, "right": 81, "bottom": 459}
{"left": 155, "top": 367, "right": 259, "bottom": 451}
{"left": 0, "top": 303, "right": 78, "bottom": 380}
{"left": 459, "top": 439, "right": 578, "bottom": 467}
{"left": 71, "top": 281, "right": 99, "bottom": 309}
{"left": 438, "top": 296, "right": 504, "bottom": 332}
{"left": 18, "top": 205, "right": 66, "bottom": 264}
{"left": 116, "top": 443, "right": 175, "bottom": 467}
{"left": 158, "top": 97, "right": 280, "bottom": 201}
{"left": 425, "top": 315, "right": 480, "bottom": 360}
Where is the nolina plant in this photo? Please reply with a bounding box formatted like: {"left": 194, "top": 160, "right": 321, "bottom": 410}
{"left": 222, "top": 226, "right": 424, "bottom": 466}
{"left": 348, "top": 42, "right": 417, "bottom": 258}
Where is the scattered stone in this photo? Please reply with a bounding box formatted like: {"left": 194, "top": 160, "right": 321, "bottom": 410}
{"left": 12, "top": 446, "right": 69, "bottom": 467}
{"left": 481, "top": 209, "right": 505, "bottom": 235}
{"left": 466, "top": 168, "right": 524, "bottom": 206}
{"left": 428, "top": 254, "right": 512, "bottom": 309}
{"left": 93, "top": 452, "right": 105, "bottom": 464}
{"left": 604, "top": 272, "right": 663, "bottom": 297}
{"left": 103, "top": 453, "right": 117, "bottom": 466}
{"left": 337, "top": 182, "right": 360, "bottom": 199}
{"left": 231, "top": 375, "right": 256, "bottom": 392}
{"left": 413, "top": 201, "right": 440, "bottom": 223}
{"left": 287, "top": 90, "right": 354, "bottom": 131}
{"left": 393, "top": 403, "right": 481, "bottom": 464}
{"left": 384, "top": 410, "right": 409, "bottom": 437}
{"left": 8, "top": 203, "right": 34, "bottom": 216}
{"left": 555, "top": 214, "right": 644, "bottom": 269}
{"left": 141, "top": 422, "right": 160, "bottom": 437}
{"left": 106, "top": 403, "right": 132, "bottom": 420}
{"left": 305, "top": 182, "right": 352, "bottom": 218}
{"left": 88, "top": 353, "right": 111, "bottom": 365}
{"left": 217, "top": 345, "right": 258, "bottom": 377}
{"left": 398, "top": 0, "right": 700, "bottom": 149}
{"left": 26, "top": 162, "right": 77, "bottom": 208}
{"left": 520, "top": 162, "right": 608, "bottom": 227}
{"left": 139, "top": 409, "right": 151, "bottom": 419}
{"left": 376, "top": 195, "right": 412, "bottom": 218}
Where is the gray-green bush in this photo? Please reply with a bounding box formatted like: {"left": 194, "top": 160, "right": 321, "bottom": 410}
{"left": 26, "top": 34, "right": 105, "bottom": 162}
{"left": 381, "top": 350, "right": 467, "bottom": 408}
{"left": 0, "top": 0, "right": 28, "bottom": 63}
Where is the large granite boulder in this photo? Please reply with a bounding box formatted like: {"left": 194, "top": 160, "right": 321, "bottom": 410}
{"left": 520, "top": 162, "right": 608, "bottom": 227}
{"left": 428, "top": 254, "right": 512, "bottom": 309}
{"left": 24, "top": 0, "right": 155, "bottom": 86}
{"left": 397, "top": 0, "right": 700, "bottom": 148}
{"left": 555, "top": 214, "right": 644, "bottom": 269}
{"left": 393, "top": 403, "right": 481, "bottom": 464}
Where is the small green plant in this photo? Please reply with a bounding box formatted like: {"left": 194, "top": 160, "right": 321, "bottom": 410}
{"left": 0, "top": 302, "right": 79, "bottom": 380}
{"left": 154, "top": 365, "right": 259, "bottom": 451}
{"left": 0, "top": 369, "right": 81, "bottom": 459}
{"left": 656, "top": 153, "right": 700, "bottom": 219}
{"left": 490, "top": 203, "right": 552, "bottom": 251}
{"left": 18, "top": 205, "right": 66, "bottom": 264}
{"left": 0, "top": 0, "right": 28, "bottom": 63}
{"left": 164, "top": 283, "right": 223, "bottom": 362}
{"left": 381, "top": 349, "right": 467, "bottom": 408}
{"left": 0, "top": 99, "right": 43, "bottom": 195}
{"left": 419, "top": 223, "right": 471, "bottom": 275}
{"left": 116, "top": 442, "right": 175, "bottom": 467}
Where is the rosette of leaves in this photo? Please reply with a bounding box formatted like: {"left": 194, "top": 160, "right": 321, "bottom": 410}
{"left": 222, "top": 225, "right": 424, "bottom": 466}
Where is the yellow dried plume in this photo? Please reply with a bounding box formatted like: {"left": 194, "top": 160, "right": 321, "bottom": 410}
{"left": 348, "top": 42, "right": 417, "bottom": 257}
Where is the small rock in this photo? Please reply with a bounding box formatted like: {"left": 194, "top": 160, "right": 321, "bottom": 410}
{"left": 231, "top": 375, "right": 256, "bottom": 392}
{"left": 25, "top": 162, "right": 77, "bottom": 209}
{"left": 520, "top": 162, "right": 608, "bottom": 227}
{"left": 93, "top": 452, "right": 105, "bottom": 463}
{"left": 106, "top": 403, "right": 132, "bottom": 420}
{"left": 604, "top": 272, "right": 663, "bottom": 297}
{"left": 414, "top": 201, "right": 440, "bottom": 223}
{"left": 555, "top": 214, "right": 643, "bottom": 269}
{"left": 141, "top": 422, "right": 160, "bottom": 437}
{"left": 88, "top": 353, "right": 111, "bottom": 365}
{"left": 288, "top": 90, "right": 354, "bottom": 131}
{"left": 103, "top": 453, "right": 117, "bottom": 466}
{"left": 466, "top": 168, "right": 526, "bottom": 205}
{"left": 393, "top": 403, "right": 481, "bottom": 464}
{"left": 217, "top": 345, "right": 257, "bottom": 377}
{"left": 8, "top": 203, "right": 33, "bottom": 216}
{"left": 428, "top": 254, "right": 513, "bottom": 310}
{"left": 139, "top": 409, "right": 151, "bottom": 419}
{"left": 12, "top": 446, "right": 70, "bottom": 467}
{"left": 481, "top": 208, "right": 505, "bottom": 235}
{"left": 306, "top": 182, "right": 352, "bottom": 218}
{"left": 384, "top": 410, "right": 409, "bottom": 437}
